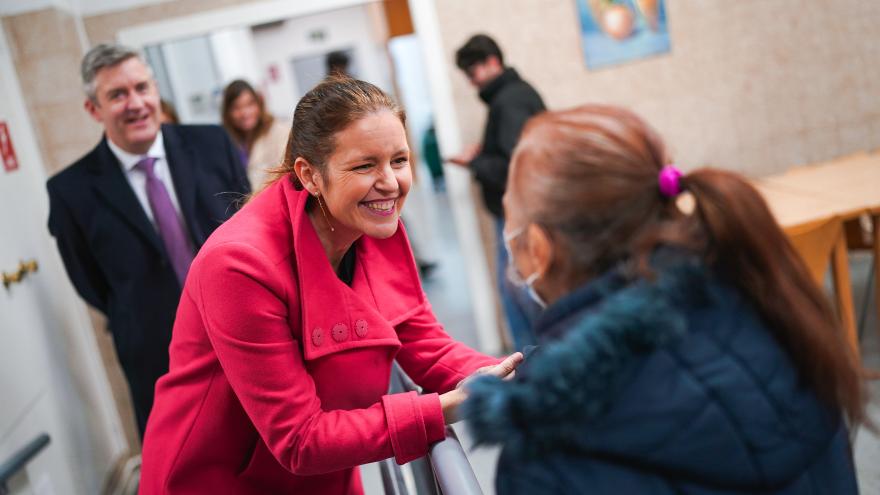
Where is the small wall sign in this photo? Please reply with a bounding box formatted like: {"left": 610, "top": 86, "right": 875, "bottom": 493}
{"left": 0, "top": 121, "right": 19, "bottom": 172}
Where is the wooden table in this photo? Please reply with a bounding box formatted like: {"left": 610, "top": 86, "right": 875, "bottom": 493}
{"left": 761, "top": 153, "right": 880, "bottom": 220}
{"left": 753, "top": 151, "right": 880, "bottom": 353}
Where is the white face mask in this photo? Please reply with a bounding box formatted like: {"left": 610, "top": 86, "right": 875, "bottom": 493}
{"left": 503, "top": 225, "right": 547, "bottom": 309}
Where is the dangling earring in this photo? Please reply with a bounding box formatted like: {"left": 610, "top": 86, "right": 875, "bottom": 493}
{"left": 314, "top": 192, "right": 335, "bottom": 232}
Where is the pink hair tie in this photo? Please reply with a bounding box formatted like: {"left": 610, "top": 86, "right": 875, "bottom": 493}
{"left": 658, "top": 165, "right": 683, "bottom": 198}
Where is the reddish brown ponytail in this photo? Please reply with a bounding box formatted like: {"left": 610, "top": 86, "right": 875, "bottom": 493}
{"left": 684, "top": 169, "right": 866, "bottom": 426}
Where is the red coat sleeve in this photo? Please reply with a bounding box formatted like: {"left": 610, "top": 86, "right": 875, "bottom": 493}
{"left": 394, "top": 298, "right": 501, "bottom": 394}
{"left": 194, "top": 242, "right": 445, "bottom": 472}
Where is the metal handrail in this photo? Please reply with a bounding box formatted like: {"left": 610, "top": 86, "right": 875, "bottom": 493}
{"left": 428, "top": 426, "right": 482, "bottom": 495}
{"left": 380, "top": 363, "right": 483, "bottom": 495}
{"left": 380, "top": 457, "right": 411, "bottom": 495}
{"left": 0, "top": 433, "right": 51, "bottom": 495}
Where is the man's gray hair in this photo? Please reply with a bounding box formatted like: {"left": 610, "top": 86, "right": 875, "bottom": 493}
{"left": 81, "top": 43, "right": 146, "bottom": 101}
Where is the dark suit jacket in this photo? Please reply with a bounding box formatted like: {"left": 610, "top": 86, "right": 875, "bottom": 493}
{"left": 46, "top": 124, "right": 250, "bottom": 435}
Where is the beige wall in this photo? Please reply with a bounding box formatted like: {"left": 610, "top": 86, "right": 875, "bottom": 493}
{"left": 436, "top": 0, "right": 880, "bottom": 177}
{"left": 2, "top": 9, "right": 100, "bottom": 175}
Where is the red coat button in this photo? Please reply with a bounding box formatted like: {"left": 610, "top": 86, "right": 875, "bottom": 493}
{"left": 312, "top": 327, "right": 324, "bottom": 346}
{"left": 355, "top": 319, "right": 368, "bottom": 337}
{"left": 331, "top": 323, "right": 350, "bottom": 342}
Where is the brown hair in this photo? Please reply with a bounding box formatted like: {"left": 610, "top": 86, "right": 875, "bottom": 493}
{"left": 510, "top": 104, "right": 867, "bottom": 426}
{"left": 159, "top": 99, "right": 180, "bottom": 125}
{"left": 264, "top": 75, "right": 405, "bottom": 189}
{"left": 221, "top": 79, "right": 275, "bottom": 149}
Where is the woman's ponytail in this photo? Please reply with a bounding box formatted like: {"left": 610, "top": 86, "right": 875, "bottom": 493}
{"left": 684, "top": 168, "right": 866, "bottom": 426}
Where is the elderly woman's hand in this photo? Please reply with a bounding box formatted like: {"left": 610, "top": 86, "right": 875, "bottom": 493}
{"left": 439, "top": 352, "right": 524, "bottom": 424}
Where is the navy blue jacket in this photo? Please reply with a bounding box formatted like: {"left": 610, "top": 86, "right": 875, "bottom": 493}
{"left": 463, "top": 259, "right": 857, "bottom": 494}
{"left": 47, "top": 124, "right": 249, "bottom": 435}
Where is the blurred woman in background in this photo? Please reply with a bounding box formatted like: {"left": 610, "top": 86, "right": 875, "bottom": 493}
{"left": 462, "top": 104, "right": 866, "bottom": 494}
{"left": 221, "top": 79, "right": 289, "bottom": 190}
{"left": 159, "top": 98, "right": 180, "bottom": 124}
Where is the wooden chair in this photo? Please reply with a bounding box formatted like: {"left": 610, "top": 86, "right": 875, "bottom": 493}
{"left": 785, "top": 216, "right": 859, "bottom": 353}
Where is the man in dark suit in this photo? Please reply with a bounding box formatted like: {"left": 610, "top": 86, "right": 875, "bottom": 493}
{"left": 47, "top": 44, "right": 250, "bottom": 436}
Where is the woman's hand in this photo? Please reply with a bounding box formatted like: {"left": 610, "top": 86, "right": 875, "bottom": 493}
{"left": 456, "top": 351, "right": 524, "bottom": 388}
{"left": 440, "top": 352, "right": 524, "bottom": 424}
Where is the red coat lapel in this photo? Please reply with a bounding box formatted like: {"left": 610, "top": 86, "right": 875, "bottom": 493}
{"left": 282, "top": 179, "right": 425, "bottom": 360}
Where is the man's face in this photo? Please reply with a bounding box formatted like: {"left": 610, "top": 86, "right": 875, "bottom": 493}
{"left": 464, "top": 56, "right": 502, "bottom": 89}
{"left": 85, "top": 57, "right": 161, "bottom": 155}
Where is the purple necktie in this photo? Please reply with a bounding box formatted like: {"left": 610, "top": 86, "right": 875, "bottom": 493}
{"left": 135, "top": 157, "right": 194, "bottom": 285}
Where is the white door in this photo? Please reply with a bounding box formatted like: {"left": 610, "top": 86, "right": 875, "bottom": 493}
{"left": 0, "top": 26, "right": 126, "bottom": 494}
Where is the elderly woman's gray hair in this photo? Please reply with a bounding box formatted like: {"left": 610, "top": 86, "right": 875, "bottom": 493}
{"left": 81, "top": 43, "right": 149, "bottom": 101}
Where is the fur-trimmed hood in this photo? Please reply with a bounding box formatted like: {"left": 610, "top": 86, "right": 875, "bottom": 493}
{"left": 462, "top": 258, "right": 851, "bottom": 490}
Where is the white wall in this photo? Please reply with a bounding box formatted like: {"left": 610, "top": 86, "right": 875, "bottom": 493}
{"left": 209, "top": 27, "right": 261, "bottom": 87}
{"left": 116, "top": 0, "right": 371, "bottom": 52}
{"left": 74, "top": 0, "right": 174, "bottom": 16}
{"left": 388, "top": 34, "right": 441, "bottom": 264}
{"left": 388, "top": 34, "right": 433, "bottom": 152}
{"left": 0, "top": 0, "right": 69, "bottom": 16}
{"left": 160, "top": 35, "right": 222, "bottom": 123}
{"left": 0, "top": 0, "right": 172, "bottom": 17}
{"left": 0, "top": 22, "right": 126, "bottom": 494}
{"left": 251, "top": 4, "right": 393, "bottom": 119}
{"left": 408, "top": 0, "right": 501, "bottom": 354}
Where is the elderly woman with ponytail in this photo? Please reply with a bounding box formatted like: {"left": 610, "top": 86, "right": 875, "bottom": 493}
{"left": 462, "top": 104, "right": 866, "bottom": 494}
{"left": 140, "top": 77, "right": 521, "bottom": 494}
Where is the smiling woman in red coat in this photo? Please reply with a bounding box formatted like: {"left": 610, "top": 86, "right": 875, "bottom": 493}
{"left": 139, "top": 77, "right": 520, "bottom": 494}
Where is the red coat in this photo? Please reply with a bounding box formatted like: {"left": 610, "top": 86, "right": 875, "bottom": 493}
{"left": 140, "top": 178, "right": 497, "bottom": 494}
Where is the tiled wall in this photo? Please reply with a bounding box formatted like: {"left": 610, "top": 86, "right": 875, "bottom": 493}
{"left": 2, "top": 9, "right": 100, "bottom": 175}
{"left": 436, "top": 0, "right": 880, "bottom": 177}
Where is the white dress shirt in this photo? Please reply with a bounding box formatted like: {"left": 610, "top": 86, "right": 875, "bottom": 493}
{"left": 107, "top": 131, "right": 189, "bottom": 230}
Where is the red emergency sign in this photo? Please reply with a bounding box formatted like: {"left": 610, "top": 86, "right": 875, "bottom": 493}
{"left": 0, "top": 122, "right": 19, "bottom": 172}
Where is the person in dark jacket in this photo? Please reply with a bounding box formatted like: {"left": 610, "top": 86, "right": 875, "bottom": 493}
{"left": 450, "top": 34, "right": 546, "bottom": 351}
{"left": 461, "top": 104, "right": 867, "bottom": 494}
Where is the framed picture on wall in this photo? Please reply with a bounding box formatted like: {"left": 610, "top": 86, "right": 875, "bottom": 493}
{"left": 575, "top": 0, "right": 671, "bottom": 69}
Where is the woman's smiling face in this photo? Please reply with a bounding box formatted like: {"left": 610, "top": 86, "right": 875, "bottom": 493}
{"left": 319, "top": 110, "right": 412, "bottom": 239}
